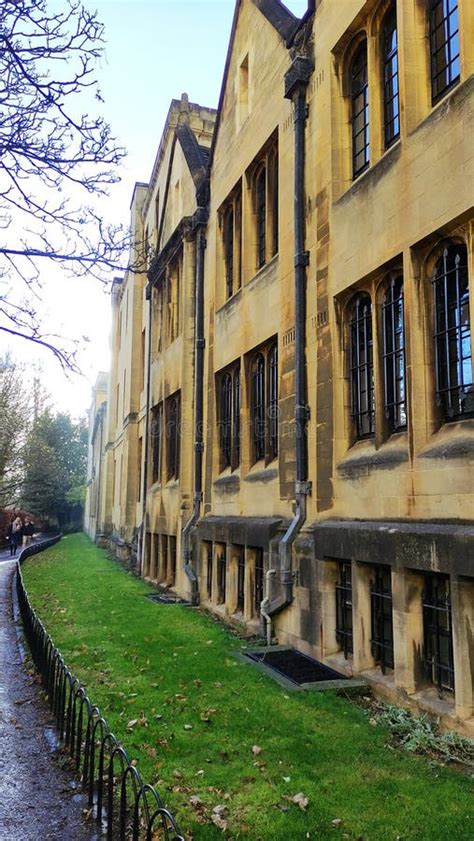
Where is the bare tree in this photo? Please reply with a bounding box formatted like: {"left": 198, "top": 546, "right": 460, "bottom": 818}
{"left": 0, "top": 0, "right": 137, "bottom": 368}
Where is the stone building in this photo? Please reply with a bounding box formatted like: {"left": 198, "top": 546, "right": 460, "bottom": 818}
{"left": 86, "top": 0, "right": 473, "bottom": 734}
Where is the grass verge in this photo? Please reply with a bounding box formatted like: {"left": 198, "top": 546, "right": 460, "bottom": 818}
{"left": 22, "top": 534, "right": 473, "bottom": 840}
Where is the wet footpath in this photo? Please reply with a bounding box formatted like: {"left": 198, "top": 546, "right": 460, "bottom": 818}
{"left": 0, "top": 548, "right": 96, "bottom": 841}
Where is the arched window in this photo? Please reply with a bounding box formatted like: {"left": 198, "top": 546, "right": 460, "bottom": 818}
{"left": 382, "top": 276, "right": 406, "bottom": 431}
{"left": 381, "top": 4, "right": 399, "bottom": 148}
{"left": 256, "top": 166, "right": 266, "bottom": 268}
{"left": 220, "top": 373, "right": 232, "bottom": 468}
{"left": 252, "top": 353, "right": 266, "bottom": 461}
{"left": 350, "top": 294, "right": 374, "bottom": 438}
{"left": 269, "top": 149, "right": 279, "bottom": 258}
{"left": 218, "top": 363, "right": 240, "bottom": 471}
{"left": 268, "top": 343, "right": 278, "bottom": 460}
{"left": 166, "top": 393, "right": 180, "bottom": 480}
{"left": 429, "top": 0, "right": 460, "bottom": 103}
{"left": 224, "top": 206, "right": 234, "bottom": 299}
{"left": 351, "top": 41, "right": 370, "bottom": 178}
{"left": 233, "top": 369, "right": 240, "bottom": 466}
{"left": 433, "top": 244, "right": 472, "bottom": 420}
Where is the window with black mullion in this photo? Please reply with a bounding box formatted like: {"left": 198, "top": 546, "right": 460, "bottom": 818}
{"left": 335, "top": 561, "right": 353, "bottom": 658}
{"left": 429, "top": 0, "right": 460, "bottom": 103}
{"left": 224, "top": 206, "right": 234, "bottom": 299}
{"left": 370, "top": 565, "right": 394, "bottom": 672}
{"left": 256, "top": 166, "right": 266, "bottom": 268}
{"left": 218, "top": 364, "right": 241, "bottom": 471}
{"left": 433, "top": 244, "right": 473, "bottom": 421}
{"left": 383, "top": 276, "right": 406, "bottom": 431}
{"left": 381, "top": 4, "right": 399, "bottom": 147}
{"left": 350, "top": 294, "right": 374, "bottom": 438}
{"left": 252, "top": 353, "right": 266, "bottom": 462}
{"left": 351, "top": 41, "right": 370, "bottom": 178}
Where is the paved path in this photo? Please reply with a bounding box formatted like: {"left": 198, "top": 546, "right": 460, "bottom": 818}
{"left": 0, "top": 554, "right": 97, "bottom": 841}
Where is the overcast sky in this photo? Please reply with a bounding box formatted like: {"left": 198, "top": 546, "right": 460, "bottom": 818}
{"left": 2, "top": 0, "right": 307, "bottom": 418}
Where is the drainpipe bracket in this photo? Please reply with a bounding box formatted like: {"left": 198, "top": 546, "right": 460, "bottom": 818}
{"left": 296, "top": 480, "right": 312, "bottom": 496}
{"left": 194, "top": 441, "right": 204, "bottom": 454}
{"left": 294, "top": 250, "right": 309, "bottom": 268}
{"left": 196, "top": 338, "right": 206, "bottom": 350}
{"left": 295, "top": 403, "right": 310, "bottom": 422}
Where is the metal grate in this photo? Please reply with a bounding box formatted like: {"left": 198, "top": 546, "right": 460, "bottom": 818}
{"left": 245, "top": 648, "right": 349, "bottom": 686}
{"left": 145, "top": 593, "right": 190, "bottom": 605}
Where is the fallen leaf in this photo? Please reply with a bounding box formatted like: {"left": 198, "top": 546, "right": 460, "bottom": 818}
{"left": 331, "top": 819, "right": 343, "bottom": 827}
{"left": 292, "top": 792, "right": 309, "bottom": 811}
{"left": 252, "top": 745, "right": 262, "bottom": 755}
{"left": 184, "top": 724, "right": 193, "bottom": 731}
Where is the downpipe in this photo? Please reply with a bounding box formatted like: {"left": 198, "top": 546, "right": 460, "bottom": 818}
{"left": 182, "top": 215, "right": 207, "bottom": 604}
{"left": 260, "top": 55, "right": 313, "bottom": 641}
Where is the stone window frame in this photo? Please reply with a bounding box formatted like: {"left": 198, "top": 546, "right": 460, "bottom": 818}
{"left": 380, "top": 271, "right": 407, "bottom": 434}
{"left": 429, "top": 0, "right": 461, "bottom": 104}
{"left": 332, "top": 0, "right": 403, "bottom": 193}
{"left": 218, "top": 179, "right": 242, "bottom": 302}
{"left": 417, "top": 232, "right": 473, "bottom": 432}
{"left": 165, "top": 390, "right": 181, "bottom": 482}
{"left": 216, "top": 359, "right": 241, "bottom": 473}
{"left": 337, "top": 260, "right": 407, "bottom": 451}
{"left": 246, "top": 337, "right": 279, "bottom": 467}
{"left": 245, "top": 131, "right": 279, "bottom": 274}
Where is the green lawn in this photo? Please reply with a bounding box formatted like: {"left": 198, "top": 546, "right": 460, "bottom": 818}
{"left": 22, "top": 534, "right": 473, "bottom": 840}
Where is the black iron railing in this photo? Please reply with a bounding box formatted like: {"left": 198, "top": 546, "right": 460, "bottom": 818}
{"left": 16, "top": 536, "right": 184, "bottom": 841}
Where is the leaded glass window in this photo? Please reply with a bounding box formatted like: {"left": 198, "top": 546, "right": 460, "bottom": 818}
{"left": 350, "top": 294, "right": 374, "bottom": 438}
{"left": 383, "top": 276, "right": 406, "bottom": 431}
{"left": 252, "top": 353, "right": 266, "bottom": 461}
{"left": 268, "top": 343, "right": 278, "bottom": 460}
{"left": 382, "top": 4, "right": 399, "bottom": 147}
{"left": 430, "top": 0, "right": 460, "bottom": 103}
{"left": 351, "top": 42, "right": 370, "bottom": 178}
{"left": 433, "top": 245, "right": 473, "bottom": 420}
{"left": 256, "top": 166, "right": 266, "bottom": 269}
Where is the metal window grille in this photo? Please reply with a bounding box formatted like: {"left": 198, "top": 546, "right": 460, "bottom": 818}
{"left": 370, "top": 565, "right": 394, "bottom": 672}
{"left": 151, "top": 403, "right": 162, "bottom": 484}
{"left": 350, "top": 294, "right": 374, "bottom": 438}
{"left": 256, "top": 166, "right": 266, "bottom": 268}
{"left": 433, "top": 245, "right": 473, "bottom": 421}
{"left": 224, "top": 206, "right": 234, "bottom": 299}
{"left": 268, "top": 343, "right": 278, "bottom": 460}
{"left": 205, "top": 542, "right": 213, "bottom": 599}
{"left": 217, "top": 548, "right": 226, "bottom": 604}
{"left": 423, "top": 573, "right": 454, "bottom": 694}
{"left": 219, "top": 373, "right": 232, "bottom": 468}
{"left": 383, "top": 276, "right": 406, "bottom": 431}
{"left": 351, "top": 42, "right": 370, "bottom": 177}
{"left": 167, "top": 394, "right": 180, "bottom": 480}
{"left": 382, "top": 4, "right": 400, "bottom": 147}
{"left": 335, "top": 561, "right": 353, "bottom": 658}
{"left": 430, "top": 0, "right": 460, "bottom": 103}
{"left": 237, "top": 548, "right": 245, "bottom": 612}
{"left": 254, "top": 548, "right": 264, "bottom": 612}
{"left": 252, "top": 353, "right": 266, "bottom": 461}
{"left": 232, "top": 368, "right": 240, "bottom": 469}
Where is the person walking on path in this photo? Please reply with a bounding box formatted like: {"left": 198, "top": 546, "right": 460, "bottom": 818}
{"left": 0, "top": 558, "right": 95, "bottom": 840}
{"left": 22, "top": 517, "right": 35, "bottom": 548}
{"left": 7, "top": 516, "right": 23, "bottom": 557}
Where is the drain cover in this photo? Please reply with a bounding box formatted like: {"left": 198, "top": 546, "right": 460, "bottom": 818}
{"left": 145, "top": 593, "right": 190, "bottom": 605}
{"left": 245, "top": 648, "right": 349, "bottom": 686}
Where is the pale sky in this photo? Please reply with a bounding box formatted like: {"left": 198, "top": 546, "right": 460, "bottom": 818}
{"left": 1, "top": 0, "right": 308, "bottom": 419}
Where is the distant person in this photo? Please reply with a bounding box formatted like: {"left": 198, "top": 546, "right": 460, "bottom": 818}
{"left": 23, "top": 517, "right": 35, "bottom": 547}
{"left": 7, "top": 516, "right": 23, "bottom": 557}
